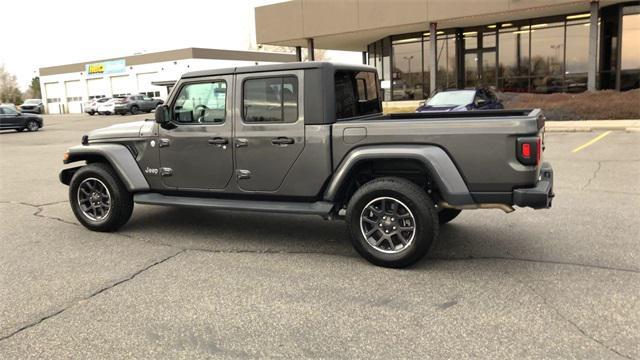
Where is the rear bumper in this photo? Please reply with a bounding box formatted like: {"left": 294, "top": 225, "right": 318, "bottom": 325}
{"left": 513, "top": 162, "right": 554, "bottom": 209}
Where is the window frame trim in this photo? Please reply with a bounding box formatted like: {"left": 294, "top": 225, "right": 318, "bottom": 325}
{"left": 168, "top": 78, "right": 229, "bottom": 127}
{"left": 240, "top": 74, "right": 300, "bottom": 125}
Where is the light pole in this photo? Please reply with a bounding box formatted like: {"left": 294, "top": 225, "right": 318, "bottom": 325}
{"left": 403, "top": 55, "right": 414, "bottom": 78}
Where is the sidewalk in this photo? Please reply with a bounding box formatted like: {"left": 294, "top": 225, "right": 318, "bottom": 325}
{"left": 545, "top": 120, "right": 640, "bottom": 132}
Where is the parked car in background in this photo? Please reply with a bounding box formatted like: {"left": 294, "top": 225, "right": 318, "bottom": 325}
{"left": 416, "top": 88, "right": 503, "bottom": 112}
{"left": 0, "top": 105, "right": 43, "bottom": 132}
{"left": 114, "top": 95, "right": 164, "bottom": 115}
{"left": 85, "top": 97, "right": 111, "bottom": 115}
{"left": 19, "top": 99, "right": 44, "bottom": 114}
{"left": 97, "top": 98, "right": 118, "bottom": 115}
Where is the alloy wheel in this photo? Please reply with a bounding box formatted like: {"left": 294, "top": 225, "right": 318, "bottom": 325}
{"left": 77, "top": 177, "right": 111, "bottom": 221}
{"left": 360, "top": 196, "right": 416, "bottom": 254}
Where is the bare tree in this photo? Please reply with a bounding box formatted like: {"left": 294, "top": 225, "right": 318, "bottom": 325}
{"left": 0, "top": 65, "right": 23, "bottom": 104}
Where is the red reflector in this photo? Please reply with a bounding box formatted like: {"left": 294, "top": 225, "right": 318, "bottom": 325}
{"left": 522, "top": 143, "right": 531, "bottom": 158}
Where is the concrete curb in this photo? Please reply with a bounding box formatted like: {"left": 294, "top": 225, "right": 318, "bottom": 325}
{"left": 545, "top": 120, "right": 640, "bottom": 133}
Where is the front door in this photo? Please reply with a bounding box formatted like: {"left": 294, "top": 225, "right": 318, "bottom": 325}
{"left": 159, "top": 76, "right": 233, "bottom": 190}
{"left": 0, "top": 107, "right": 21, "bottom": 129}
{"left": 234, "top": 71, "right": 305, "bottom": 192}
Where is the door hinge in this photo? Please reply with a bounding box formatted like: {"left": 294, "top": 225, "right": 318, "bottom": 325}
{"left": 159, "top": 138, "right": 170, "bottom": 147}
{"left": 160, "top": 167, "right": 173, "bottom": 177}
{"left": 236, "top": 169, "right": 251, "bottom": 179}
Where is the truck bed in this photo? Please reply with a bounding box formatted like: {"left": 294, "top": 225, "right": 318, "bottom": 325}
{"left": 331, "top": 109, "right": 545, "bottom": 195}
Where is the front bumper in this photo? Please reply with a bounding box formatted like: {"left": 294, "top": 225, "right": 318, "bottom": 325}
{"left": 20, "top": 108, "right": 41, "bottom": 114}
{"left": 513, "top": 162, "right": 554, "bottom": 209}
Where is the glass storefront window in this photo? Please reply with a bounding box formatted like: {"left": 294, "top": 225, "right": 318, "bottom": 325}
{"left": 436, "top": 34, "right": 456, "bottom": 90}
{"left": 392, "top": 38, "right": 424, "bottom": 100}
{"left": 530, "top": 22, "right": 565, "bottom": 93}
{"left": 483, "top": 31, "right": 496, "bottom": 48}
{"left": 464, "top": 31, "right": 477, "bottom": 50}
{"left": 465, "top": 53, "right": 479, "bottom": 87}
{"left": 482, "top": 51, "right": 497, "bottom": 86}
{"left": 368, "top": 5, "right": 638, "bottom": 99}
{"left": 621, "top": 8, "right": 640, "bottom": 70}
{"left": 499, "top": 25, "right": 530, "bottom": 92}
{"left": 421, "top": 37, "right": 431, "bottom": 95}
{"left": 621, "top": 7, "right": 640, "bottom": 90}
{"left": 382, "top": 37, "right": 392, "bottom": 100}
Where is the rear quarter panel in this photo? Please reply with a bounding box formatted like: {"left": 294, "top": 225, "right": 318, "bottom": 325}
{"left": 332, "top": 115, "right": 542, "bottom": 192}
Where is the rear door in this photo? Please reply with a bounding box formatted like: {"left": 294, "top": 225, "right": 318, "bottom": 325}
{"left": 234, "top": 70, "right": 305, "bottom": 192}
{"left": 158, "top": 76, "right": 234, "bottom": 190}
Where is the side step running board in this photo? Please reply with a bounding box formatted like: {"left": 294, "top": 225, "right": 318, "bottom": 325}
{"left": 134, "top": 193, "right": 335, "bottom": 216}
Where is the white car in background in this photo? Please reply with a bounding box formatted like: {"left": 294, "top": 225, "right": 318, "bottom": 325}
{"left": 97, "top": 98, "right": 122, "bottom": 115}
{"left": 85, "top": 98, "right": 111, "bottom": 115}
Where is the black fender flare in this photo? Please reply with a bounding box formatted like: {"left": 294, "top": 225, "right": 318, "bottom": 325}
{"left": 323, "top": 145, "right": 474, "bottom": 206}
{"left": 61, "top": 144, "right": 149, "bottom": 192}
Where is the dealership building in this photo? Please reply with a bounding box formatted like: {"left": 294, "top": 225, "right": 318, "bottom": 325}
{"left": 255, "top": 0, "right": 639, "bottom": 101}
{"left": 38, "top": 48, "right": 296, "bottom": 114}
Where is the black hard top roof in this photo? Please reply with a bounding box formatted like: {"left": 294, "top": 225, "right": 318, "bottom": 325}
{"left": 181, "top": 61, "right": 375, "bottom": 79}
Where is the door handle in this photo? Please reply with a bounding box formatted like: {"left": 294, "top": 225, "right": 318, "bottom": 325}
{"left": 208, "top": 137, "right": 228, "bottom": 146}
{"left": 271, "top": 137, "right": 295, "bottom": 145}
{"left": 235, "top": 138, "right": 248, "bottom": 148}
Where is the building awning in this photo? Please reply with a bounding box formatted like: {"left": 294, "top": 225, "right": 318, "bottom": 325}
{"left": 255, "top": 0, "right": 622, "bottom": 51}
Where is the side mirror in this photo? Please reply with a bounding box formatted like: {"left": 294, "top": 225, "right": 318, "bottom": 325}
{"left": 155, "top": 104, "right": 169, "bottom": 124}
{"left": 475, "top": 98, "right": 487, "bottom": 107}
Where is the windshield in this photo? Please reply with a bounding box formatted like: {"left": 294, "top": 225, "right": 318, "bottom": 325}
{"left": 426, "top": 90, "right": 475, "bottom": 107}
{"left": 24, "top": 99, "right": 40, "bottom": 104}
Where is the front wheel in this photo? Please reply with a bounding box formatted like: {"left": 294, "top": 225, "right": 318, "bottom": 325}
{"left": 130, "top": 106, "right": 139, "bottom": 115}
{"left": 346, "top": 177, "right": 439, "bottom": 268}
{"left": 69, "top": 163, "right": 133, "bottom": 232}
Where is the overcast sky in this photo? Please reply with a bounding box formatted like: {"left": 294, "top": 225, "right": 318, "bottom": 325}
{"left": 1, "top": 0, "right": 360, "bottom": 90}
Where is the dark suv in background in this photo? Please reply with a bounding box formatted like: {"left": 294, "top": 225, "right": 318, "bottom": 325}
{"left": 114, "top": 95, "right": 163, "bottom": 115}
{"left": 0, "top": 105, "right": 43, "bottom": 132}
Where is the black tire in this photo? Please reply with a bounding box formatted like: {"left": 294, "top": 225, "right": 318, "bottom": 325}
{"left": 438, "top": 208, "right": 462, "bottom": 224}
{"left": 69, "top": 163, "right": 133, "bottom": 232}
{"left": 25, "top": 120, "right": 39, "bottom": 132}
{"left": 88, "top": 111, "right": 95, "bottom": 116}
{"left": 130, "top": 105, "right": 139, "bottom": 115}
{"left": 346, "top": 177, "right": 439, "bottom": 268}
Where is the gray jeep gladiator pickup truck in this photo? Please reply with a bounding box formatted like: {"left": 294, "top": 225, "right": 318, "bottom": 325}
{"left": 59, "top": 62, "right": 553, "bottom": 268}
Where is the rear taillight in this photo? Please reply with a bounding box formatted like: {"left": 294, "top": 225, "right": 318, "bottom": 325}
{"left": 517, "top": 136, "right": 541, "bottom": 166}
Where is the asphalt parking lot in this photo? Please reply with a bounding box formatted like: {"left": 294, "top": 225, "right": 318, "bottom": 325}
{"left": 1, "top": 114, "right": 639, "bottom": 359}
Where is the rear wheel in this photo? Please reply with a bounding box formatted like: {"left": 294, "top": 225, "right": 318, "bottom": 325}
{"left": 346, "top": 177, "right": 438, "bottom": 268}
{"left": 69, "top": 163, "right": 133, "bottom": 232}
{"left": 25, "top": 120, "right": 39, "bottom": 132}
{"left": 88, "top": 111, "right": 95, "bottom": 116}
{"left": 438, "top": 208, "right": 462, "bottom": 224}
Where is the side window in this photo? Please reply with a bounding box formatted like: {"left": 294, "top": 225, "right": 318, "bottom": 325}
{"left": 243, "top": 76, "right": 298, "bottom": 123}
{"left": 335, "top": 70, "right": 381, "bottom": 120}
{"left": 172, "top": 81, "right": 226, "bottom": 124}
{"left": 2, "top": 107, "right": 18, "bottom": 115}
